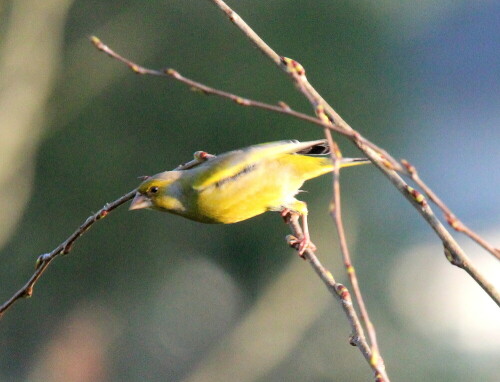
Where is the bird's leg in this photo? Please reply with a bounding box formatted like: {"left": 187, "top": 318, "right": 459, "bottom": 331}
{"left": 281, "top": 201, "right": 317, "bottom": 257}
{"left": 299, "top": 212, "right": 316, "bottom": 255}
{"left": 280, "top": 208, "right": 292, "bottom": 222}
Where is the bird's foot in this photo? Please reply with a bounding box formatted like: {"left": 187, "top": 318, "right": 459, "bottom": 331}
{"left": 282, "top": 208, "right": 316, "bottom": 257}
{"left": 286, "top": 234, "right": 317, "bottom": 259}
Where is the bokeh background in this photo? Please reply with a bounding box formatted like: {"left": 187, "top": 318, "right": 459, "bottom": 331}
{"left": 1, "top": 1, "right": 499, "bottom": 381}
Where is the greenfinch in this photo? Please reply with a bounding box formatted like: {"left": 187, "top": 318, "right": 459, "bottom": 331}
{"left": 130, "top": 139, "right": 369, "bottom": 254}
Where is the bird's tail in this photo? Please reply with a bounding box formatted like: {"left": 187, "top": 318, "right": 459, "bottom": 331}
{"left": 295, "top": 155, "right": 371, "bottom": 181}
{"left": 337, "top": 157, "right": 371, "bottom": 168}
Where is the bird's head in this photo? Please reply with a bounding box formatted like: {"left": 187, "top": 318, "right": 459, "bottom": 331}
{"left": 129, "top": 171, "right": 184, "bottom": 212}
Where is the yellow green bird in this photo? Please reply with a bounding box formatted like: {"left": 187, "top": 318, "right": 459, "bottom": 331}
{"left": 130, "top": 139, "right": 369, "bottom": 254}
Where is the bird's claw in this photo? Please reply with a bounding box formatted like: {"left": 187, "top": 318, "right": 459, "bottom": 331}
{"left": 286, "top": 234, "right": 317, "bottom": 258}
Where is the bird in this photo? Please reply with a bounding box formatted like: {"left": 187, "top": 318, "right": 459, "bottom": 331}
{"left": 129, "top": 139, "right": 370, "bottom": 255}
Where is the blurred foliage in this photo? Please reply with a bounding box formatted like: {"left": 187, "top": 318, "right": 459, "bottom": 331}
{"left": 0, "top": 1, "right": 499, "bottom": 381}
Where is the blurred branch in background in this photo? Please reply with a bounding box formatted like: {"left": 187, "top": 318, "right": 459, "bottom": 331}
{"left": 27, "top": 303, "right": 118, "bottom": 382}
{"left": 0, "top": 0, "right": 74, "bottom": 248}
{"left": 182, "top": 245, "right": 337, "bottom": 382}
{"left": 53, "top": 2, "right": 170, "bottom": 129}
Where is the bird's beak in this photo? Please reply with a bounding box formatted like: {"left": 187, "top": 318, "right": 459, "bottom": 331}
{"left": 129, "top": 193, "right": 153, "bottom": 210}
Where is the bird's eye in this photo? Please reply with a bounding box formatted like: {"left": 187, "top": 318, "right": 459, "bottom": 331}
{"left": 149, "top": 186, "right": 159, "bottom": 194}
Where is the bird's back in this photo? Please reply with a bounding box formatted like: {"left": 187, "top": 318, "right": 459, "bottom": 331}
{"left": 186, "top": 152, "right": 331, "bottom": 224}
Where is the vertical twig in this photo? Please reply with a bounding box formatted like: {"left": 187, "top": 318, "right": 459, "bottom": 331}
{"left": 287, "top": 219, "right": 388, "bottom": 382}
{"left": 322, "top": 124, "right": 384, "bottom": 375}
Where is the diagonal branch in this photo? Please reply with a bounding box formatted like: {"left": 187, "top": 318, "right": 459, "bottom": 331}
{"left": 0, "top": 155, "right": 214, "bottom": 317}
{"left": 286, "top": 219, "right": 388, "bottom": 382}
{"left": 0, "top": 190, "right": 136, "bottom": 317}
{"left": 90, "top": 37, "right": 401, "bottom": 171}
{"left": 90, "top": 30, "right": 500, "bottom": 264}
{"left": 92, "top": 34, "right": 391, "bottom": 379}
{"left": 208, "top": 0, "right": 499, "bottom": 308}
{"left": 402, "top": 160, "right": 500, "bottom": 260}
{"left": 324, "top": 128, "right": 384, "bottom": 372}
{"left": 91, "top": 13, "right": 500, "bottom": 377}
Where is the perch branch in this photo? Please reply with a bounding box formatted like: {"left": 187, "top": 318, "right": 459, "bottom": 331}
{"left": 92, "top": 34, "right": 389, "bottom": 379}
{"left": 92, "top": 35, "right": 498, "bottom": 267}
{"left": 90, "top": 16, "right": 500, "bottom": 378}
{"left": 286, "top": 218, "right": 388, "bottom": 382}
{"left": 89, "top": 36, "right": 402, "bottom": 172}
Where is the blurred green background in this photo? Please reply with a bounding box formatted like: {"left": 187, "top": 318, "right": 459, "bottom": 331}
{"left": 1, "top": 1, "right": 499, "bottom": 381}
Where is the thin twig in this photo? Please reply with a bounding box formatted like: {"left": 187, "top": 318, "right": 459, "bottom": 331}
{"left": 318, "top": 105, "right": 384, "bottom": 372}
{"left": 402, "top": 160, "right": 500, "bottom": 261}
{"left": 0, "top": 190, "right": 137, "bottom": 317}
{"left": 286, "top": 218, "right": 387, "bottom": 382}
{"left": 324, "top": 128, "right": 384, "bottom": 371}
{"left": 91, "top": 17, "right": 500, "bottom": 379}
{"left": 92, "top": 15, "right": 499, "bottom": 272}
{"left": 89, "top": 36, "right": 402, "bottom": 172}
{"left": 0, "top": 157, "right": 211, "bottom": 317}
{"left": 208, "top": 0, "right": 499, "bottom": 309}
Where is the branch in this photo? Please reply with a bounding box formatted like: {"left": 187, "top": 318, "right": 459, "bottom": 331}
{"left": 93, "top": 17, "right": 499, "bottom": 303}
{"left": 208, "top": 0, "right": 499, "bottom": 309}
{"left": 90, "top": 35, "right": 391, "bottom": 379}
{"left": 92, "top": 14, "right": 500, "bottom": 288}
{"left": 286, "top": 219, "right": 388, "bottom": 382}
{"left": 90, "top": 14, "right": 500, "bottom": 378}
{"left": 402, "top": 160, "right": 500, "bottom": 260}
{"left": 0, "top": 153, "right": 214, "bottom": 317}
{"left": 89, "top": 36, "right": 402, "bottom": 172}
{"left": 324, "top": 129, "right": 384, "bottom": 370}
{"left": 0, "top": 190, "right": 136, "bottom": 317}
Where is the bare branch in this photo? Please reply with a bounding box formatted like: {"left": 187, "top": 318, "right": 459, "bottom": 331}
{"left": 89, "top": 11, "right": 500, "bottom": 378}
{"left": 402, "top": 160, "right": 500, "bottom": 260}
{"left": 90, "top": 35, "right": 390, "bottom": 378}
{"left": 0, "top": 155, "right": 217, "bottom": 317}
{"left": 323, "top": 128, "right": 384, "bottom": 370}
{"left": 0, "top": 190, "right": 136, "bottom": 317}
{"left": 286, "top": 218, "right": 388, "bottom": 382}
{"left": 208, "top": 0, "right": 499, "bottom": 308}
{"left": 89, "top": 36, "right": 402, "bottom": 172}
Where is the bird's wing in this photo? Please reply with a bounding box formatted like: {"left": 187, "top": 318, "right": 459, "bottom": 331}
{"left": 192, "top": 139, "right": 328, "bottom": 190}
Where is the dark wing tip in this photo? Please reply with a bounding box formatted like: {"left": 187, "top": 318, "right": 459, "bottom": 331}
{"left": 296, "top": 140, "right": 330, "bottom": 155}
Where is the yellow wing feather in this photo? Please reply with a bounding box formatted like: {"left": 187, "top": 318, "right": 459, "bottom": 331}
{"left": 192, "top": 139, "right": 328, "bottom": 190}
